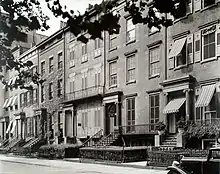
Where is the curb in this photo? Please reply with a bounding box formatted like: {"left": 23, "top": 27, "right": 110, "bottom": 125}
{"left": 64, "top": 158, "right": 167, "bottom": 170}
{"left": 1, "top": 155, "right": 167, "bottom": 171}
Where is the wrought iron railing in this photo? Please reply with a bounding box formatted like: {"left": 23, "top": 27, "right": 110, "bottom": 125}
{"left": 194, "top": 118, "right": 220, "bottom": 126}
{"left": 120, "top": 124, "right": 157, "bottom": 134}
{"left": 95, "top": 131, "right": 119, "bottom": 147}
{"left": 82, "top": 129, "right": 103, "bottom": 147}
{"left": 65, "top": 85, "right": 104, "bottom": 102}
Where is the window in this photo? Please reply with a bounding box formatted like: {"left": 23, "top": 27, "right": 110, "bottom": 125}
{"left": 58, "top": 111, "right": 63, "bottom": 136}
{"left": 82, "top": 44, "right": 87, "bottom": 55}
{"left": 82, "top": 75, "right": 88, "bottom": 90}
{"left": 82, "top": 110, "right": 88, "bottom": 128}
{"left": 127, "top": 97, "right": 135, "bottom": 132}
{"left": 69, "top": 50, "right": 75, "bottom": 67}
{"left": 24, "top": 92, "right": 27, "bottom": 107}
{"left": 27, "top": 91, "right": 31, "bottom": 105}
{"left": 41, "top": 61, "right": 45, "bottom": 76}
{"left": 176, "top": 44, "right": 187, "bottom": 66}
{"left": 20, "top": 93, "right": 24, "bottom": 108}
{"left": 203, "top": 0, "right": 215, "bottom": 8}
{"left": 49, "top": 83, "right": 53, "bottom": 100}
{"left": 149, "top": 94, "right": 160, "bottom": 131}
{"left": 95, "top": 38, "right": 101, "bottom": 50}
{"left": 203, "top": 32, "right": 216, "bottom": 60}
{"left": 109, "top": 61, "right": 117, "bottom": 87}
{"left": 126, "top": 55, "right": 136, "bottom": 82}
{"left": 69, "top": 80, "right": 75, "bottom": 93}
{"left": 49, "top": 57, "right": 54, "bottom": 73}
{"left": 41, "top": 85, "right": 45, "bottom": 103}
{"left": 126, "top": 18, "right": 136, "bottom": 42}
{"left": 149, "top": 47, "right": 160, "bottom": 77}
{"left": 109, "top": 35, "right": 117, "bottom": 50}
{"left": 95, "top": 72, "right": 101, "bottom": 87}
{"left": 57, "top": 79, "right": 63, "bottom": 97}
{"left": 58, "top": 52, "right": 63, "bottom": 69}
{"left": 94, "top": 109, "right": 101, "bottom": 127}
{"left": 33, "top": 89, "right": 38, "bottom": 104}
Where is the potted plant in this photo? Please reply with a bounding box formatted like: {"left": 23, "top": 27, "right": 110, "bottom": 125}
{"left": 177, "top": 117, "right": 187, "bottom": 133}
{"left": 156, "top": 122, "right": 166, "bottom": 135}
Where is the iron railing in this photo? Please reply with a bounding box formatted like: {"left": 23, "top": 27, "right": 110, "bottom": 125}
{"left": 64, "top": 85, "right": 104, "bottom": 102}
{"left": 193, "top": 118, "right": 220, "bottom": 126}
{"left": 120, "top": 124, "right": 158, "bottom": 135}
{"left": 82, "top": 129, "right": 104, "bottom": 147}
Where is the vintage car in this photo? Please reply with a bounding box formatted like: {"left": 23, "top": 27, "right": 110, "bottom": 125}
{"left": 167, "top": 147, "right": 220, "bottom": 174}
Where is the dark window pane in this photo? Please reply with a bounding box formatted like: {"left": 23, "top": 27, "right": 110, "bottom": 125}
{"left": 150, "top": 96, "right": 154, "bottom": 107}
{"left": 217, "top": 33, "right": 220, "bottom": 45}
{"left": 209, "top": 32, "right": 215, "bottom": 43}
{"left": 155, "top": 107, "right": 159, "bottom": 119}
{"left": 204, "top": 45, "right": 209, "bottom": 59}
{"left": 151, "top": 108, "right": 155, "bottom": 119}
{"left": 155, "top": 95, "right": 159, "bottom": 106}
{"left": 132, "top": 110, "right": 135, "bottom": 120}
{"left": 132, "top": 98, "right": 135, "bottom": 109}
{"left": 195, "top": 40, "right": 200, "bottom": 52}
{"left": 209, "top": 43, "right": 216, "bottom": 58}
{"left": 187, "top": 43, "right": 193, "bottom": 54}
{"left": 204, "top": 35, "right": 209, "bottom": 45}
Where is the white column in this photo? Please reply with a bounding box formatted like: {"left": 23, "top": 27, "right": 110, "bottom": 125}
{"left": 184, "top": 89, "right": 192, "bottom": 121}
{"left": 103, "top": 104, "right": 106, "bottom": 135}
{"left": 63, "top": 111, "right": 67, "bottom": 143}
{"left": 163, "top": 93, "right": 168, "bottom": 126}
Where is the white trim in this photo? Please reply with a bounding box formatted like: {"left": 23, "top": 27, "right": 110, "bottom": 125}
{"left": 57, "top": 50, "right": 63, "bottom": 54}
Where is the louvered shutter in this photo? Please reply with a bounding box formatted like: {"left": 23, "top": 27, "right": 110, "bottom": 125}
{"left": 194, "top": 31, "right": 201, "bottom": 63}
{"left": 168, "top": 40, "right": 175, "bottom": 69}
{"left": 187, "top": 34, "right": 194, "bottom": 64}
{"left": 216, "top": 24, "right": 220, "bottom": 57}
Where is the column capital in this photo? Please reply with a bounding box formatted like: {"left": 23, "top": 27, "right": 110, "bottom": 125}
{"left": 183, "top": 88, "right": 193, "bottom": 93}
{"left": 163, "top": 92, "right": 168, "bottom": 96}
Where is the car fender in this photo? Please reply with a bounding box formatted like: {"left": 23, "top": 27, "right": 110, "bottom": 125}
{"left": 166, "top": 166, "right": 189, "bottom": 174}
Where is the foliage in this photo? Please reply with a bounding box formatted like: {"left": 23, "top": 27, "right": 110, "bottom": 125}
{"left": 0, "top": 0, "right": 189, "bottom": 87}
{"left": 184, "top": 122, "right": 220, "bottom": 140}
{"left": 176, "top": 117, "right": 188, "bottom": 129}
{"left": 156, "top": 121, "right": 166, "bottom": 131}
{"left": 80, "top": 146, "right": 148, "bottom": 162}
{"left": 38, "top": 144, "right": 80, "bottom": 159}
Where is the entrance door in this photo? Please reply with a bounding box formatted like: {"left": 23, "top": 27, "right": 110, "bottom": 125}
{"left": 168, "top": 113, "right": 176, "bottom": 133}
{"left": 105, "top": 104, "right": 116, "bottom": 135}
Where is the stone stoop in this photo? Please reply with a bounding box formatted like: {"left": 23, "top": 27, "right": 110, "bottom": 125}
{"left": 160, "top": 134, "right": 177, "bottom": 148}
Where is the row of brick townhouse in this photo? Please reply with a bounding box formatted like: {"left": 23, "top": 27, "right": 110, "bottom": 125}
{"left": 1, "top": 0, "right": 220, "bottom": 150}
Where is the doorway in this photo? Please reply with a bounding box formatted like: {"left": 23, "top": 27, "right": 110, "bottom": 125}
{"left": 168, "top": 113, "right": 176, "bottom": 133}
{"left": 105, "top": 103, "right": 116, "bottom": 135}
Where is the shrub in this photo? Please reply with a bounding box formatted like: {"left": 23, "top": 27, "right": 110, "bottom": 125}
{"left": 80, "top": 146, "right": 148, "bottom": 162}
{"left": 38, "top": 144, "right": 80, "bottom": 159}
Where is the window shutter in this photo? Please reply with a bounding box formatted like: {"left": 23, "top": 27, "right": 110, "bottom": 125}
{"left": 168, "top": 41, "right": 174, "bottom": 69}
{"left": 187, "top": 34, "right": 194, "bottom": 64}
{"left": 194, "top": 0, "right": 201, "bottom": 12}
{"left": 216, "top": 24, "right": 220, "bottom": 57}
{"left": 194, "top": 31, "right": 201, "bottom": 63}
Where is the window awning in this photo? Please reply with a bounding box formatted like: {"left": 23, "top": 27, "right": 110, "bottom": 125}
{"left": 5, "top": 120, "right": 13, "bottom": 134}
{"left": 163, "top": 98, "right": 186, "bottom": 114}
{"left": 3, "top": 99, "right": 9, "bottom": 108}
{"left": 195, "top": 84, "right": 216, "bottom": 108}
{"left": 11, "top": 96, "right": 17, "bottom": 106}
{"left": 168, "top": 37, "right": 186, "bottom": 58}
{"left": 6, "top": 97, "right": 13, "bottom": 107}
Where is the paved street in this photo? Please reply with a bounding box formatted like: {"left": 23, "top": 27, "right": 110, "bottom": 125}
{"left": 0, "top": 155, "right": 167, "bottom": 174}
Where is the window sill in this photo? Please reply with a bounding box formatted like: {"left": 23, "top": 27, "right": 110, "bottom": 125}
{"left": 149, "top": 74, "right": 160, "bottom": 79}
{"left": 126, "top": 39, "right": 136, "bottom": 46}
{"left": 109, "top": 85, "right": 117, "bottom": 89}
{"left": 174, "top": 64, "right": 187, "bottom": 71}
{"left": 109, "top": 47, "right": 117, "bottom": 53}
{"left": 81, "top": 60, "right": 88, "bottom": 64}
{"left": 201, "top": 57, "right": 218, "bottom": 64}
{"left": 126, "top": 80, "right": 136, "bottom": 85}
{"left": 148, "top": 30, "right": 159, "bottom": 36}
{"left": 201, "top": 3, "right": 217, "bottom": 12}
{"left": 69, "top": 65, "right": 75, "bottom": 69}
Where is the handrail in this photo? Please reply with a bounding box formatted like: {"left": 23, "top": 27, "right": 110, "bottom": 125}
{"left": 82, "top": 129, "right": 103, "bottom": 147}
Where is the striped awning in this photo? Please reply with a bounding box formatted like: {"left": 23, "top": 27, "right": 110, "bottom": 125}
{"left": 2, "top": 99, "right": 9, "bottom": 108}
{"left": 168, "top": 37, "right": 186, "bottom": 58}
{"left": 163, "top": 98, "right": 186, "bottom": 114}
{"left": 10, "top": 120, "right": 16, "bottom": 134}
{"left": 195, "top": 84, "right": 216, "bottom": 108}
{"left": 5, "top": 120, "right": 13, "bottom": 134}
{"left": 6, "top": 97, "right": 13, "bottom": 107}
{"left": 11, "top": 96, "right": 18, "bottom": 106}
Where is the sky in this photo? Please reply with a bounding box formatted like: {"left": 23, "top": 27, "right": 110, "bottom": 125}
{"left": 38, "top": 0, "right": 101, "bottom": 36}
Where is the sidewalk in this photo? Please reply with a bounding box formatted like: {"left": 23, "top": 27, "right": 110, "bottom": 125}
{"left": 1, "top": 154, "right": 166, "bottom": 170}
